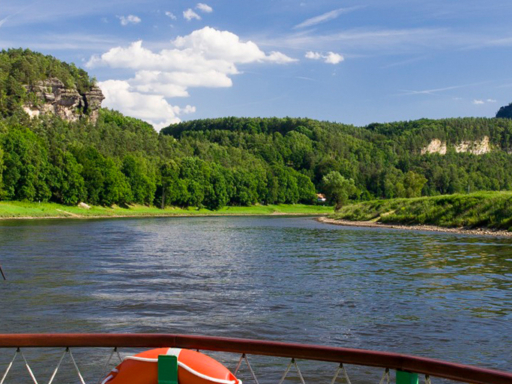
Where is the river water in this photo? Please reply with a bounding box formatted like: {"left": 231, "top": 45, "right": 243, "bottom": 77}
{"left": 0, "top": 216, "right": 511, "bottom": 383}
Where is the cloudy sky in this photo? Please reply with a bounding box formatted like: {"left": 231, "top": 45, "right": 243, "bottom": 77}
{"left": 1, "top": 0, "right": 512, "bottom": 129}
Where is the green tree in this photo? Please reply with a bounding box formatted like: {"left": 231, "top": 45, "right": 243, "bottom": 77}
{"left": 122, "top": 155, "right": 157, "bottom": 205}
{"left": 403, "top": 171, "right": 427, "bottom": 198}
{"left": 0, "top": 146, "right": 3, "bottom": 196}
{"left": 1, "top": 126, "right": 51, "bottom": 201}
{"left": 204, "top": 164, "right": 229, "bottom": 210}
{"left": 231, "top": 168, "right": 258, "bottom": 206}
{"left": 102, "top": 157, "right": 132, "bottom": 206}
{"left": 322, "top": 171, "right": 357, "bottom": 211}
{"left": 179, "top": 157, "right": 209, "bottom": 207}
{"left": 297, "top": 173, "right": 316, "bottom": 204}
{"left": 48, "top": 149, "right": 86, "bottom": 205}
{"left": 73, "top": 146, "right": 105, "bottom": 205}
{"left": 158, "top": 160, "right": 181, "bottom": 208}
{"left": 73, "top": 146, "right": 131, "bottom": 206}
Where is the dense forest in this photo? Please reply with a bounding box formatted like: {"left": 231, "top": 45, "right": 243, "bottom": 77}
{"left": 1, "top": 49, "right": 512, "bottom": 210}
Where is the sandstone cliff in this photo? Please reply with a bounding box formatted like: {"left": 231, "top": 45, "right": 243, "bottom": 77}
{"left": 421, "top": 136, "right": 492, "bottom": 155}
{"left": 22, "top": 78, "right": 104, "bottom": 123}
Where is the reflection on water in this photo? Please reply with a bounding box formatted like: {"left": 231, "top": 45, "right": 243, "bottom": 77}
{"left": 0, "top": 217, "right": 511, "bottom": 383}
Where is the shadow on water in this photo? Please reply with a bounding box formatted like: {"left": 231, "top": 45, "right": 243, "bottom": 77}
{"left": 0, "top": 217, "right": 511, "bottom": 383}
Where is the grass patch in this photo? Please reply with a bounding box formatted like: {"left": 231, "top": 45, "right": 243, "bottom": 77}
{"left": 0, "top": 201, "right": 333, "bottom": 219}
{"left": 331, "top": 191, "right": 512, "bottom": 231}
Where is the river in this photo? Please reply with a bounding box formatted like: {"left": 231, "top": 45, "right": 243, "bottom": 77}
{"left": 0, "top": 216, "right": 511, "bottom": 383}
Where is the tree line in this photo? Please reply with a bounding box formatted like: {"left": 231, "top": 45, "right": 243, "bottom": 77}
{"left": 1, "top": 49, "right": 512, "bottom": 210}
{"left": 0, "top": 113, "right": 317, "bottom": 209}
{"left": 162, "top": 116, "right": 512, "bottom": 201}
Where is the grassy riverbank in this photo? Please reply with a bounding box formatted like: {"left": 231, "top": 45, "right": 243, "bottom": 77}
{"left": 330, "top": 191, "right": 512, "bottom": 231}
{"left": 0, "top": 201, "right": 333, "bottom": 219}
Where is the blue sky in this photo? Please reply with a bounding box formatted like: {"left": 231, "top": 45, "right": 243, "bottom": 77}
{"left": 1, "top": 0, "right": 512, "bottom": 129}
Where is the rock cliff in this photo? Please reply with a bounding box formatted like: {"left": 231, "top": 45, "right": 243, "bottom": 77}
{"left": 420, "top": 138, "right": 447, "bottom": 155}
{"left": 421, "top": 136, "right": 492, "bottom": 155}
{"left": 22, "top": 78, "right": 104, "bottom": 123}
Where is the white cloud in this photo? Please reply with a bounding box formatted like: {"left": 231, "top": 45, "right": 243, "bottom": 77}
{"left": 117, "top": 15, "right": 141, "bottom": 26}
{"left": 88, "top": 27, "right": 296, "bottom": 129}
{"left": 265, "top": 51, "right": 298, "bottom": 64}
{"left": 267, "top": 27, "right": 467, "bottom": 56}
{"left": 324, "top": 52, "right": 344, "bottom": 64}
{"left": 0, "top": 17, "right": 10, "bottom": 27}
{"left": 165, "top": 11, "right": 177, "bottom": 20}
{"left": 99, "top": 80, "right": 184, "bottom": 129}
{"left": 472, "top": 98, "right": 497, "bottom": 105}
{"left": 181, "top": 105, "right": 196, "bottom": 114}
{"left": 173, "top": 27, "right": 287, "bottom": 64}
{"left": 196, "top": 3, "right": 213, "bottom": 13}
{"left": 294, "top": 7, "right": 361, "bottom": 29}
{"left": 397, "top": 82, "right": 489, "bottom": 96}
{"left": 183, "top": 9, "right": 201, "bottom": 21}
{"left": 129, "top": 69, "right": 233, "bottom": 97}
{"left": 305, "top": 51, "right": 322, "bottom": 60}
{"left": 305, "top": 51, "right": 344, "bottom": 64}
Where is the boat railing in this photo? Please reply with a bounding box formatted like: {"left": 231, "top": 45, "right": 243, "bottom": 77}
{"left": 0, "top": 334, "right": 511, "bottom": 384}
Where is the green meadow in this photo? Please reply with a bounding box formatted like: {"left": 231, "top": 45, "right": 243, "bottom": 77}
{"left": 0, "top": 201, "right": 333, "bottom": 219}
{"left": 331, "top": 191, "right": 512, "bottom": 231}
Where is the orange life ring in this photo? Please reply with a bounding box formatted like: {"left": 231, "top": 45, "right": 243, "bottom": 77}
{"left": 101, "top": 348, "right": 241, "bottom": 384}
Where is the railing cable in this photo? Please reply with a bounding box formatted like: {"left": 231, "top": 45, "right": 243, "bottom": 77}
{"left": 234, "top": 354, "right": 259, "bottom": 384}
{"left": 379, "top": 368, "right": 390, "bottom": 384}
{"left": 330, "top": 363, "right": 351, "bottom": 384}
{"left": 20, "top": 348, "right": 39, "bottom": 384}
{"left": 0, "top": 348, "right": 18, "bottom": 384}
{"left": 47, "top": 347, "right": 86, "bottom": 384}
{"left": 277, "top": 358, "right": 293, "bottom": 384}
{"left": 234, "top": 354, "right": 244, "bottom": 375}
{"left": 68, "top": 347, "right": 86, "bottom": 384}
{"left": 278, "top": 358, "right": 306, "bottom": 384}
{"left": 48, "top": 348, "right": 68, "bottom": 384}
{"left": 97, "top": 347, "right": 123, "bottom": 384}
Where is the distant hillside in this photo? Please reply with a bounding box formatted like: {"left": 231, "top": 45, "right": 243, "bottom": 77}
{"left": 162, "top": 116, "right": 512, "bottom": 199}
{"left": 1, "top": 48, "right": 512, "bottom": 213}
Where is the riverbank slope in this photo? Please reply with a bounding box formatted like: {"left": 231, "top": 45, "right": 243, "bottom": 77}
{"left": 0, "top": 201, "right": 332, "bottom": 219}
{"left": 325, "top": 191, "right": 512, "bottom": 235}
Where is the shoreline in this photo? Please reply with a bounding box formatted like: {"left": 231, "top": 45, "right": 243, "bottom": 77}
{"left": 0, "top": 202, "right": 333, "bottom": 221}
{"left": 0, "top": 212, "right": 328, "bottom": 221}
{"left": 317, "top": 217, "right": 512, "bottom": 238}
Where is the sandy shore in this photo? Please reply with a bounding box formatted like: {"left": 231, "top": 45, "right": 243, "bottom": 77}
{"left": 317, "top": 217, "right": 512, "bottom": 238}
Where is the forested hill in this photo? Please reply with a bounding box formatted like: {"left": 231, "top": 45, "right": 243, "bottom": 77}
{"left": 161, "top": 116, "right": 512, "bottom": 199}
{"left": 1, "top": 48, "right": 512, "bottom": 210}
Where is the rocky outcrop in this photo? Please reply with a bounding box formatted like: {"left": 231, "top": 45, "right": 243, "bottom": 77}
{"left": 421, "top": 136, "right": 492, "bottom": 156}
{"left": 82, "top": 86, "right": 104, "bottom": 123}
{"left": 421, "top": 139, "right": 447, "bottom": 155}
{"left": 455, "top": 136, "right": 491, "bottom": 155}
{"left": 23, "top": 78, "right": 104, "bottom": 124}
